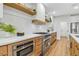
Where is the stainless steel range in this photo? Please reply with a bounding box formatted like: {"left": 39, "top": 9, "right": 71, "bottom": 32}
{"left": 34, "top": 32, "right": 51, "bottom": 55}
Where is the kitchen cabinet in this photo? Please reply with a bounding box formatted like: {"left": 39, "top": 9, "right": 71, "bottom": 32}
{"left": 0, "top": 46, "right": 8, "bottom": 56}
{"left": 4, "top": 3, "right": 36, "bottom": 15}
{"left": 7, "top": 39, "right": 34, "bottom": 56}
{"left": 70, "top": 36, "right": 79, "bottom": 56}
{"left": 33, "top": 36, "right": 43, "bottom": 56}
{"left": 50, "top": 32, "right": 57, "bottom": 45}
{"left": 0, "top": 36, "right": 43, "bottom": 56}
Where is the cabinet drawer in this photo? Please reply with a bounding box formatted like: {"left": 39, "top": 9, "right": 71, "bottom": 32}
{"left": 34, "top": 50, "right": 41, "bottom": 56}
{"left": 0, "top": 46, "right": 8, "bottom": 56}
{"left": 75, "top": 47, "right": 79, "bottom": 56}
{"left": 33, "top": 37, "right": 42, "bottom": 56}
{"left": 34, "top": 38, "right": 42, "bottom": 46}
{"left": 35, "top": 41, "right": 42, "bottom": 46}
{"left": 35, "top": 45, "right": 41, "bottom": 51}
{"left": 34, "top": 45, "right": 42, "bottom": 55}
{"left": 35, "top": 38, "right": 42, "bottom": 42}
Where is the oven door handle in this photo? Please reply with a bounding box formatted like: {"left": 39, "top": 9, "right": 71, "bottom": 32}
{"left": 13, "top": 43, "right": 33, "bottom": 51}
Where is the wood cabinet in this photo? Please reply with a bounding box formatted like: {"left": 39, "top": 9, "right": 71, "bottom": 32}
{"left": 50, "top": 32, "right": 57, "bottom": 45}
{"left": 0, "top": 46, "right": 8, "bottom": 56}
{"left": 4, "top": 3, "right": 36, "bottom": 15}
{"left": 70, "top": 36, "right": 79, "bottom": 56}
{"left": 33, "top": 36, "right": 43, "bottom": 56}
{"left": 7, "top": 38, "right": 33, "bottom": 56}
{"left": 0, "top": 36, "right": 43, "bottom": 56}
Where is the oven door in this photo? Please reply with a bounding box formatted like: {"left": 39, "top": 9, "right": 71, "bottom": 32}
{"left": 16, "top": 45, "right": 33, "bottom": 56}
{"left": 13, "top": 40, "right": 33, "bottom": 56}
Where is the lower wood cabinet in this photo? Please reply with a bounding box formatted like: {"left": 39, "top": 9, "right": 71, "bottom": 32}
{"left": 0, "top": 36, "right": 43, "bottom": 56}
{"left": 0, "top": 46, "right": 8, "bottom": 56}
{"left": 50, "top": 32, "right": 57, "bottom": 45}
{"left": 33, "top": 36, "right": 43, "bottom": 56}
{"left": 70, "top": 36, "right": 79, "bottom": 56}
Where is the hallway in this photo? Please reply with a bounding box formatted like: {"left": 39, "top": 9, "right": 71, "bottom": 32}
{"left": 47, "top": 37, "right": 70, "bottom": 56}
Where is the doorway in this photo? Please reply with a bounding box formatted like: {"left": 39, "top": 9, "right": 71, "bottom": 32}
{"left": 60, "top": 22, "right": 69, "bottom": 37}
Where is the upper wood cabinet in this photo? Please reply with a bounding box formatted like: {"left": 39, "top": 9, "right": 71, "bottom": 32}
{"left": 4, "top": 3, "right": 36, "bottom": 15}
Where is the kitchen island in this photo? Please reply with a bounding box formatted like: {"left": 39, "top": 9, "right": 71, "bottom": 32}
{"left": 69, "top": 34, "right": 79, "bottom": 56}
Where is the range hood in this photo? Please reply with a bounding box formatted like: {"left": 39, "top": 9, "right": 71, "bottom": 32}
{"left": 32, "top": 3, "right": 47, "bottom": 25}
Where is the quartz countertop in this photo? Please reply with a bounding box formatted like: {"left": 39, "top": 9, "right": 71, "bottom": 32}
{"left": 0, "top": 34, "right": 41, "bottom": 46}
{"left": 0, "top": 31, "right": 56, "bottom": 46}
{"left": 70, "top": 34, "right": 79, "bottom": 43}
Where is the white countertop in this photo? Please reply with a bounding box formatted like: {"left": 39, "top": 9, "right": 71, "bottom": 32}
{"left": 49, "top": 31, "right": 56, "bottom": 34}
{"left": 0, "top": 34, "right": 41, "bottom": 46}
{"left": 70, "top": 34, "right": 79, "bottom": 43}
{"left": 0, "top": 31, "right": 56, "bottom": 46}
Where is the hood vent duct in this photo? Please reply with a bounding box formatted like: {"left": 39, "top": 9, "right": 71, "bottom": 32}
{"left": 32, "top": 3, "right": 47, "bottom": 25}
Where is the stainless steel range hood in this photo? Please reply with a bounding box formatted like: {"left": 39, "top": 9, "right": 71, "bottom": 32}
{"left": 32, "top": 3, "right": 47, "bottom": 25}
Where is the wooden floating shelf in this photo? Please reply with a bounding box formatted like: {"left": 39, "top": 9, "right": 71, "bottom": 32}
{"left": 32, "top": 19, "right": 47, "bottom": 25}
{"left": 4, "top": 3, "right": 36, "bottom": 15}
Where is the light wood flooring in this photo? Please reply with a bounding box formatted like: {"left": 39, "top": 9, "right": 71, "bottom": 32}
{"left": 46, "top": 37, "right": 70, "bottom": 56}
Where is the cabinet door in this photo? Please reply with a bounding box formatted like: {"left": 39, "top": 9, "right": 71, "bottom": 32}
{"left": 75, "top": 42, "right": 79, "bottom": 56}
{"left": 77, "top": 45, "right": 79, "bottom": 55}
{"left": 72, "top": 39, "right": 76, "bottom": 56}
{"left": 75, "top": 47, "right": 79, "bottom": 56}
{"left": 34, "top": 44, "right": 42, "bottom": 56}
{"left": 70, "top": 37, "right": 75, "bottom": 56}
{"left": 0, "top": 46, "right": 8, "bottom": 56}
{"left": 35, "top": 37, "right": 42, "bottom": 46}
{"left": 51, "top": 32, "right": 57, "bottom": 45}
{"left": 33, "top": 37, "right": 42, "bottom": 56}
{"left": 70, "top": 37, "right": 79, "bottom": 56}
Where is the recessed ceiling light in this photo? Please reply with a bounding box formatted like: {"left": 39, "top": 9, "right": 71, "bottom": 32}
{"left": 52, "top": 11, "right": 56, "bottom": 14}
{"left": 74, "top": 6, "right": 79, "bottom": 9}
{"left": 73, "top": 4, "right": 79, "bottom": 9}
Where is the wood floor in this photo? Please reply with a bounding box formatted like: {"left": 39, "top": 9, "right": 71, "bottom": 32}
{"left": 46, "top": 37, "right": 70, "bottom": 56}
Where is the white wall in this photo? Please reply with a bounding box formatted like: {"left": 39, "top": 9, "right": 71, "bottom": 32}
{"left": 0, "top": 3, "right": 3, "bottom": 18}
{"left": 2, "top": 4, "right": 48, "bottom": 34}
{"left": 32, "top": 3, "right": 48, "bottom": 33}
{"left": 35, "top": 3, "right": 45, "bottom": 21}
{"left": 76, "top": 23, "right": 79, "bottom": 34}
{"left": 2, "top": 5, "right": 34, "bottom": 34}
{"left": 32, "top": 25, "right": 49, "bottom": 32}
{"left": 53, "top": 15, "right": 79, "bottom": 40}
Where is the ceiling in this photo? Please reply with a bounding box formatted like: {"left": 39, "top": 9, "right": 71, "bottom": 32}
{"left": 43, "top": 3, "right": 79, "bottom": 17}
